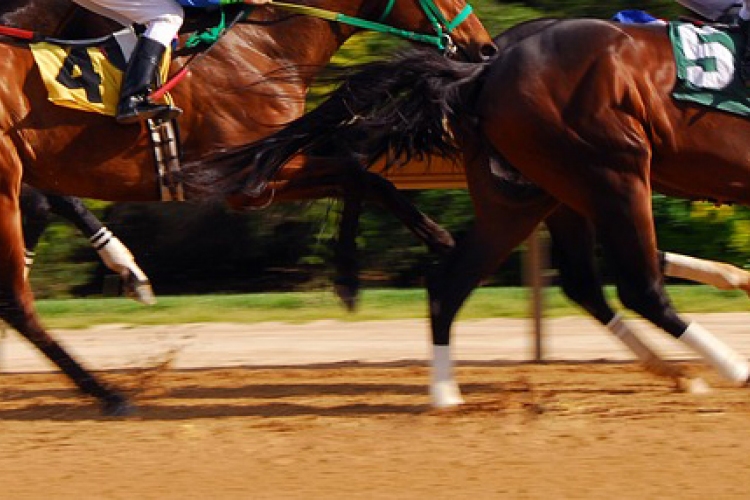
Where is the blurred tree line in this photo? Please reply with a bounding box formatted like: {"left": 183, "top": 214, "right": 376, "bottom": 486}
{"left": 28, "top": 0, "right": 750, "bottom": 298}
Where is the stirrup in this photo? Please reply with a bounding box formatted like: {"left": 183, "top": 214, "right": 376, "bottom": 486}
{"left": 117, "top": 103, "right": 182, "bottom": 125}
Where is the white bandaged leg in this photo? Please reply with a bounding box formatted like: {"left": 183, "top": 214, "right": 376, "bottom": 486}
{"left": 680, "top": 322, "right": 750, "bottom": 385}
{"left": 608, "top": 314, "right": 710, "bottom": 393}
{"left": 23, "top": 250, "right": 35, "bottom": 281}
{"left": 90, "top": 228, "right": 156, "bottom": 305}
{"left": 663, "top": 252, "right": 750, "bottom": 291}
{"left": 430, "top": 345, "right": 464, "bottom": 408}
{"left": 90, "top": 228, "right": 145, "bottom": 280}
{"left": 608, "top": 314, "right": 674, "bottom": 375}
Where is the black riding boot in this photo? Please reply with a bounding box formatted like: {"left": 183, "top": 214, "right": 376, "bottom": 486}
{"left": 116, "top": 37, "right": 182, "bottom": 124}
{"left": 740, "top": 19, "right": 750, "bottom": 85}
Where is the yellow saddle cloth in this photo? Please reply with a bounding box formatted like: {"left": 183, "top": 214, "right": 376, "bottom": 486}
{"left": 30, "top": 34, "right": 172, "bottom": 117}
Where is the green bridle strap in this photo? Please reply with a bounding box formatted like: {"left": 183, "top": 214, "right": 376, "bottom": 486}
{"left": 377, "top": 0, "right": 397, "bottom": 22}
{"left": 420, "top": 0, "right": 473, "bottom": 32}
{"left": 269, "top": 0, "right": 473, "bottom": 51}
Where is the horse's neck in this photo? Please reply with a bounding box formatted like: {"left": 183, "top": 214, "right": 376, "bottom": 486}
{"left": 202, "top": 8, "right": 356, "bottom": 90}
{"left": 217, "top": 0, "right": 389, "bottom": 76}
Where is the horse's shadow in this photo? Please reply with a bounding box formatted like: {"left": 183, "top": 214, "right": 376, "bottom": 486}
{"left": 0, "top": 360, "right": 678, "bottom": 421}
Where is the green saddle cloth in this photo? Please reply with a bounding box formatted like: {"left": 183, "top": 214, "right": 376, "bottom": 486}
{"left": 670, "top": 21, "right": 750, "bottom": 116}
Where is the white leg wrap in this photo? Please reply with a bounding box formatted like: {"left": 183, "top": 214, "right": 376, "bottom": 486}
{"left": 90, "top": 229, "right": 148, "bottom": 282}
{"left": 608, "top": 314, "right": 661, "bottom": 364}
{"left": 680, "top": 322, "right": 750, "bottom": 385}
{"left": 664, "top": 252, "right": 750, "bottom": 291}
{"left": 430, "top": 345, "right": 464, "bottom": 408}
{"left": 608, "top": 314, "right": 689, "bottom": 380}
{"left": 23, "top": 250, "right": 35, "bottom": 281}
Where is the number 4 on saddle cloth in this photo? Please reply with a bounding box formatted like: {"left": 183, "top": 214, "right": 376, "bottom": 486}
{"left": 30, "top": 29, "right": 172, "bottom": 117}
{"left": 30, "top": 30, "right": 184, "bottom": 201}
{"left": 27, "top": 2, "right": 245, "bottom": 118}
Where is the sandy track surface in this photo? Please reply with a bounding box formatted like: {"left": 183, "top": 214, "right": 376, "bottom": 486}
{"left": 2, "top": 313, "right": 750, "bottom": 499}
{"left": 3, "top": 313, "right": 750, "bottom": 371}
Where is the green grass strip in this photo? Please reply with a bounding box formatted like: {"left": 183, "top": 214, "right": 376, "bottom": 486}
{"left": 29, "top": 285, "right": 750, "bottom": 329}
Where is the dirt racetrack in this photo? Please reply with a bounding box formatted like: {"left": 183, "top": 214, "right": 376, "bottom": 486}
{"left": 2, "top": 314, "right": 750, "bottom": 499}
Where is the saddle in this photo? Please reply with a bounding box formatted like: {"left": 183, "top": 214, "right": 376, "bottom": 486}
{"left": 613, "top": 11, "right": 750, "bottom": 116}
{"left": 669, "top": 20, "right": 750, "bottom": 117}
{"left": 8, "top": 4, "right": 254, "bottom": 202}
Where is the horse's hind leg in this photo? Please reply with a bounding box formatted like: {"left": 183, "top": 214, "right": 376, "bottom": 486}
{"left": 590, "top": 178, "right": 750, "bottom": 386}
{"left": 546, "top": 206, "right": 704, "bottom": 390}
{"left": 429, "top": 186, "right": 558, "bottom": 407}
{"left": 19, "top": 185, "right": 51, "bottom": 278}
{"left": 361, "top": 172, "right": 455, "bottom": 255}
{"left": 331, "top": 171, "right": 456, "bottom": 310}
{"left": 44, "top": 191, "right": 155, "bottom": 305}
{"left": 333, "top": 194, "right": 363, "bottom": 311}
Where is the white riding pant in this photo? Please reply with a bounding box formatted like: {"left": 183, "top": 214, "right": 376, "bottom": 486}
{"left": 676, "top": 0, "right": 741, "bottom": 20}
{"left": 71, "top": 0, "right": 184, "bottom": 47}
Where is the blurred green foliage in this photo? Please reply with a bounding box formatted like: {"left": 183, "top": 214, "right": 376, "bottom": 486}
{"left": 28, "top": 0, "right": 750, "bottom": 297}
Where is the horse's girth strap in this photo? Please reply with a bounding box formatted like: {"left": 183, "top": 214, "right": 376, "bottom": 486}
{"left": 147, "top": 119, "right": 184, "bottom": 202}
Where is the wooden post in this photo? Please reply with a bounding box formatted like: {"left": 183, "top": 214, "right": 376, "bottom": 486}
{"left": 525, "top": 226, "right": 548, "bottom": 362}
{"left": 0, "top": 322, "right": 6, "bottom": 372}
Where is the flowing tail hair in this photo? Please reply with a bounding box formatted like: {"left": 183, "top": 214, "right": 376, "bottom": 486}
{"left": 179, "top": 48, "right": 490, "bottom": 199}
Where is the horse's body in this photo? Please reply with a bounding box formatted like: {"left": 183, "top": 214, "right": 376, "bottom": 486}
{"left": 0, "top": 0, "right": 494, "bottom": 414}
{"left": 1, "top": 0, "right": 489, "bottom": 308}
{"left": 208, "top": 18, "right": 750, "bottom": 405}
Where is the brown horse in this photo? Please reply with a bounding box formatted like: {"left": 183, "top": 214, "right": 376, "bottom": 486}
{"left": 2, "top": 0, "right": 493, "bottom": 309}
{"left": 0, "top": 0, "right": 495, "bottom": 415}
{"left": 196, "top": 18, "right": 750, "bottom": 406}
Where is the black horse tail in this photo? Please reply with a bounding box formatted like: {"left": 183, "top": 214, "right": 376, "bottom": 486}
{"left": 180, "top": 48, "right": 490, "bottom": 198}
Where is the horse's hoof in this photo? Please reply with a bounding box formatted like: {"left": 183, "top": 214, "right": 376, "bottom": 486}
{"left": 102, "top": 397, "right": 136, "bottom": 417}
{"left": 430, "top": 381, "right": 465, "bottom": 408}
{"left": 333, "top": 283, "right": 358, "bottom": 312}
{"left": 678, "top": 377, "right": 711, "bottom": 394}
{"left": 123, "top": 274, "right": 157, "bottom": 306}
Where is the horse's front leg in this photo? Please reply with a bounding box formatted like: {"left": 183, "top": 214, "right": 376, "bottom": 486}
{"left": 4, "top": 168, "right": 130, "bottom": 415}
{"left": 545, "top": 206, "right": 706, "bottom": 392}
{"left": 590, "top": 175, "right": 750, "bottom": 387}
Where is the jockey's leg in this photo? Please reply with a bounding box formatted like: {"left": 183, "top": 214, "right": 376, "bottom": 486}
{"left": 72, "top": 0, "right": 183, "bottom": 123}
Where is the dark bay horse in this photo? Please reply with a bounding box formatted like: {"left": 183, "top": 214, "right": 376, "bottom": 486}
{"left": 0, "top": 0, "right": 494, "bottom": 415}
{"left": 195, "top": 18, "right": 750, "bottom": 406}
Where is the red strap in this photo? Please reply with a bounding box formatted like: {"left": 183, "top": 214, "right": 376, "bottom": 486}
{"left": 150, "top": 66, "right": 190, "bottom": 101}
{"left": 0, "top": 26, "right": 37, "bottom": 41}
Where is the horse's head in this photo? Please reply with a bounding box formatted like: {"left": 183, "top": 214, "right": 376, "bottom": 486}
{"left": 368, "top": 0, "right": 497, "bottom": 61}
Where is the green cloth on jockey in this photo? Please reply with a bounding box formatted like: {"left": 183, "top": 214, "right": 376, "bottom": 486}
{"left": 185, "top": 8, "right": 227, "bottom": 48}
{"left": 670, "top": 21, "right": 750, "bottom": 116}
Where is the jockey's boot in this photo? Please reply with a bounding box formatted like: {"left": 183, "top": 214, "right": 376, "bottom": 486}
{"left": 116, "top": 37, "right": 182, "bottom": 124}
{"left": 740, "top": 19, "right": 750, "bottom": 86}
